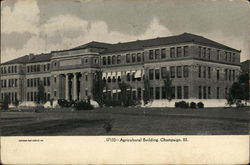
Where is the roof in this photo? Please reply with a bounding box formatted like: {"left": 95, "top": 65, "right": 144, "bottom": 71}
{"left": 103, "top": 33, "right": 241, "bottom": 53}
{"left": 1, "top": 33, "right": 240, "bottom": 65}
{"left": 1, "top": 53, "right": 52, "bottom": 65}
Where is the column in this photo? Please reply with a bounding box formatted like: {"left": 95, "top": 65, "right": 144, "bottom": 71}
{"left": 65, "top": 74, "right": 69, "bottom": 100}
{"left": 73, "top": 73, "right": 77, "bottom": 100}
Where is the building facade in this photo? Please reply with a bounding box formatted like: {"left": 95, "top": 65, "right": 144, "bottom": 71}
{"left": 0, "top": 33, "right": 241, "bottom": 104}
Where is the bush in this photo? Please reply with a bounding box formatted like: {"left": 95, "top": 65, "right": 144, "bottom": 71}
{"left": 175, "top": 101, "right": 189, "bottom": 108}
{"left": 104, "top": 100, "right": 122, "bottom": 107}
{"left": 197, "top": 102, "right": 204, "bottom": 108}
{"left": 58, "top": 99, "right": 71, "bottom": 107}
{"left": 190, "top": 102, "right": 196, "bottom": 109}
{"left": 74, "top": 101, "right": 94, "bottom": 110}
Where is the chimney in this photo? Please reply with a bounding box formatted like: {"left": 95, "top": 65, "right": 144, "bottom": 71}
{"left": 28, "top": 53, "right": 34, "bottom": 60}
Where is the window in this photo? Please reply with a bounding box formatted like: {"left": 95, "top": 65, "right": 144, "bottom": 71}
{"left": 161, "top": 67, "right": 167, "bottom": 79}
{"left": 177, "top": 66, "right": 182, "bottom": 78}
{"left": 229, "top": 70, "right": 231, "bottom": 81}
{"left": 137, "top": 88, "right": 142, "bottom": 100}
{"left": 162, "top": 87, "right": 166, "bottom": 99}
{"left": 155, "top": 49, "right": 160, "bottom": 59}
{"left": 107, "top": 56, "right": 111, "bottom": 65}
{"left": 208, "top": 87, "right": 211, "bottom": 99}
{"left": 149, "top": 87, "right": 154, "bottom": 99}
{"left": 208, "top": 67, "right": 211, "bottom": 79}
{"left": 126, "top": 54, "right": 130, "bottom": 63}
{"left": 170, "top": 66, "right": 175, "bottom": 78}
{"left": 107, "top": 77, "right": 111, "bottom": 83}
{"left": 149, "top": 50, "right": 154, "bottom": 60}
{"left": 225, "top": 52, "right": 228, "bottom": 61}
{"left": 31, "top": 79, "right": 34, "bottom": 87}
{"left": 177, "top": 47, "right": 182, "bottom": 57}
{"left": 118, "top": 76, "right": 121, "bottom": 82}
{"left": 217, "top": 70, "right": 220, "bottom": 80}
{"left": 207, "top": 48, "right": 211, "bottom": 59}
{"left": 229, "top": 52, "right": 232, "bottom": 62}
{"left": 170, "top": 48, "right": 175, "bottom": 58}
{"left": 112, "top": 76, "right": 116, "bottom": 83}
{"left": 112, "top": 56, "right": 116, "bottom": 65}
{"left": 161, "top": 48, "right": 166, "bottom": 58}
{"left": 14, "top": 66, "right": 17, "bottom": 73}
{"left": 117, "top": 55, "right": 121, "bottom": 64}
{"left": 232, "top": 70, "right": 235, "bottom": 81}
{"left": 225, "top": 87, "right": 228, "bottom": 99}
{"left": 85, "top": 75, "right": 88, "bottom": 81}
{"left": 43, "top": 77, "right": 46, "bottom": 86}
{"left": 47, "top": 64, "right": 50, "bottom": 70}
{"left": 155, "top": 87, "right": 160, "bottom": 99}
{"left": 137, "top": 53, "right": 141, "bottom": 62}
{"left": 203, "top": 47, "right": 206, "bottom": 58}
{"left": 127, "top": 73, "right": 131, "bottom": 81}
{"left": 132, "top": 53, "right": 136, "bottom": 62}
{"left": 27, "top": 92, "right": 30, "bottom": 101}
{"left": 232, "top": 53, "right": 235, "bottom": 62}
{"left": 171, "top": 86, "right": 175, "bottom": 99}
{"left": 142, "top": 52, "right": 145, "bottom": 61}
{"left": 155, "top": 69, "right": 160, "bottom": 80}
{"left": 183, "top": 66, "right": 189, "bottom": 78}
{"left": 198, "top": 46, "right": 202, "bottom": 57}
{"left": 203, "top": 86, "right": 207, "bottom": 99}
{"left": 199, "top": 86, "right": 202, "bottom": 99}
{"left": 198, "top": 66, "right": 201, "bottom": 78}
{"left": 217, "top": 50, "right": 220, "bottom": 60}
{"left": 149, "top": 69, "right": 154, "bottom": 80}
{"left": 47, "top": 77, "right": 50, "bottom": 86}
{"left": 31, "top": 65, "right": 34, "bottom": 72}
{"left": 203, "top": 66, "right": 206, "bottom": 78}
{"left": 184, "top": 46, "right": 188, "bottom": 57}
{"left": 37, "top": 65, "right": 40, "bottom": 72}
{"left": 93, "top": 58, "right": 99, "bottom": 64}
{"left": 103, "top": 57, "right": 107, "bottom": 65}
{"left": 31, "top": 92, "right": 33, "bottom": 101}
{"left": 184, "top": 86, "right": 189, "bottom": 99}
{"left": 225, "top": 69, "right": 228, "bottom": 80}
{"left": 177, "top": 86, "right": 182, "bottom": 99}
{"left": 217, "top": 87, "right": 220, "bottom": 99}
{"left": 54, "top": 77, "right": 57, "bottom": 83}
{"left": 34, "top": 78, "right": 37, "bottom": 87}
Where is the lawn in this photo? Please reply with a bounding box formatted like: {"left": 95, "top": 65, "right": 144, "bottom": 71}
{"left": 0, "top": 107, "right": 249, "bottom": 136}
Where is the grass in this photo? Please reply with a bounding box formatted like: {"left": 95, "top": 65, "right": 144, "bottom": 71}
{"left": 0, "top": 107, "right": 249, "bottom": 136}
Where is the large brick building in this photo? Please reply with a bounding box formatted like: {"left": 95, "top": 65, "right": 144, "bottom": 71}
{"left": 0, "top": 33, "right": 241, "bottom": 104}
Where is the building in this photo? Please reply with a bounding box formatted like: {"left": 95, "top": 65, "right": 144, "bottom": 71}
{"left": 0, "top": 33, "right": 241, "bottom": 104}
{"left": 241, "top": 60, "right": 250, "bottom": 74}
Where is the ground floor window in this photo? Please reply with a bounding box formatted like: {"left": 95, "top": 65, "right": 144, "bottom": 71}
{"left": 177, "top": 86, "right": 182, "bottom": 99}
{"left": 171, "top": 86, "right": 175, "bottom": 99}
{"left": 149, "top": 87, "right": 154, "bottom": 99}
{"left": 155, "top": 87, "right": 160, "bottom": 99}
{"left": 208, "top": 87, "right": 211, "bottom": 99}
{"left": 162, "top": 87, "right": 166, "bottom": 99}
{"left": 203, "top": 86, "right": 207, "bottom": 99}
{"left": 184, "top": 86, "right": 189, "bottom": 99}
{"left": 199, "top": 86, "right": 202, "bottom": 99}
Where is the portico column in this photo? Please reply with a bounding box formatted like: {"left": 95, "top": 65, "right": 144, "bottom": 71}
{"left": 73, "top": 73, "right": 77, "bottom": 100}
{"left": 65, "top": 74, "right": 69, "bottom": 100}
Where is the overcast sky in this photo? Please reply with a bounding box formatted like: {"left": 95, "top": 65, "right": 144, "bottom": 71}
{"left": 1, "top": 0, "right": 249, "bottom": 63}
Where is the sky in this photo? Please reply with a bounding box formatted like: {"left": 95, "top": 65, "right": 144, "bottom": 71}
{"left": 1, "top": 0, "right": 250, "bottom": 63}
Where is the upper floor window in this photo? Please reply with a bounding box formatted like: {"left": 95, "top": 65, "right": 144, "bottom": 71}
{"left": 155, "top": 49, "right": 160, "bottom": 59}
{"left": 170, "top": 47, "right": 175, "bottom": 58}
{"left": 161, "top": 67, "right": 167, "bottom": 79}
{"left": 184, "top": 46, "right": 188, "bottom": 57}
{"left": 161, "top": 48, "right": 166, "bottom": 59}
{"left": 198, "top": 46, "right": 202, "bottom": 57}
{"left": 170, "top": 66, "right": 175, "bottom": 78}
{"left": 217, "top": 70, "right": 220, "bottom": 80}
{"left": 228, "top": 52, "right": 232, "bottom": 62}
{"left": 126, "top": 54, "right": 130, "bottom": 63}
{"left": 112, "top": 56, "right": 116, "bottom": 65}
{"left": 149, "top": 69, "right": 154, "bottom": 80}
{"left": 177, "top": 47, "right": 182, "bottom": 57}
{"left": 137, "top": 53, "right": 141, "bottom": 62}
{"left": 102, "top": 57, "right": 106, "bottom": 65}
{"left": 203, "top": 47, "right": 206, "bottom": 58}
{"left": 155, "top": 69, "right": 160, "bottom": 80}
{"left": 94, "top": 58, "right": 99, "bottom": 64}
{"left": 217, "top": 50, "right": 220, "bottom": 60}
{"left": 117, "top": 55, "right": 121, "bottom": 64}
{"left": 225, "top": 52, "right": 228, "bottom": 61}
{"left": 132, "top": 53, "right": 136, "bottom": 62}
{"left": 198, "top": 66, "right": 201, "bottom": 78}
{"left": 207, "top": 48, "right": 211, "bottom": 59}
{"left": 149, "top": 50, "right": 154, "bottom": 60}
{"left": 107, "top": 56, "right": 111, "bottom": 65}
{"left": 232, "top": 53, "right": 235, "bottom": 62}
{"left": 177, "top": 66, "right": 182, "bottom": 78}
{"left": 85, "top": 58, "right": 89, "bottom": 64}
{"left": 183, "top": 65, "right": 189, "bottom": 78}
{"left": 27, "top": 66, "right": 30, "bottom": 73}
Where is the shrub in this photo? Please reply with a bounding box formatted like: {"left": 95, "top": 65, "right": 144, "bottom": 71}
{"left": 104, "top": 100, "right": 122, "bottom": 107}
{"left": 74, "top": 101, "right": 94, "bottom": 110}
{"left": 190, "top": 102, "right": 196, "bottom": 109}
{"left": 58, "top": 99, "right": 70, "bottom": 107}
{"left": 175, "top": 101, "right": 189, "bottom": 108}
{"left": 197, "top": 102, "right": 204, "bottom": 108}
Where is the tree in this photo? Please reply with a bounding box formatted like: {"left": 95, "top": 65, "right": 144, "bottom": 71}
{"left": 227, "top": 72, "right": 249, "bottom": 106}
{"left": 118, "top": 81, "right": 130, "bottom": 106}
{"left": 92, "top": 70, "right": 106, "bottom": 107}
{"left": 37, "top": 80, "right": 45, "bottom": 104}
{"left": 3, "top": 95, "right": 10, "bottom": 110}
{"left": 163, "top": 71, "right": 173, "bottom": 102}
{"left": 143, "top": 76, "right": 150, "bottom": 105}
